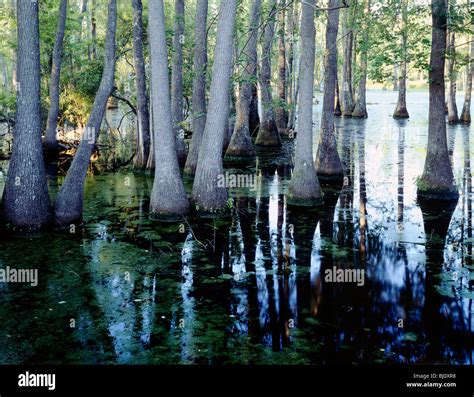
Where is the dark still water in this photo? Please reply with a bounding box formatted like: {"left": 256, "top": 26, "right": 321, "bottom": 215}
{"left": 0, "top": 90, "right": 473, "bottom": 365}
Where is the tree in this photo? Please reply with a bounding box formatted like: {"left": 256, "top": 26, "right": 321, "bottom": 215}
{"left": 1, "top": 0, "right": 51, "bottom": 230}
{"left": 460, "top": 34, "right": 473, "bottom": 123}
{"left": 393, "top": 0, "right": 410, "bottom": 118}
{"left": 225, "top": 0, "right": 261, "bottom": 160}
{"left": 352, "top": 0, "right": 370, "bottom": 118}
{"left": 184, "top": 0, "right": 209, "bottom": 175}
{"left": 341, "top": 2, "right": 355, "bottom": 116}
{"left": 255, "top": 0, "right": 281, "bottom": 146}
{"left": 446, "top": 0, "right": 459, "bottom": 124}
{"left": 287, "top": 0, "right": 322, "bottom": 206}
{"left": 132, "top": 0, "right": 150, "bottom": 169}
{"left": 417, "top": 0, "right": 458, "bottom": 200}
{"left": 275, "top": 0, "right": 288, "bottom": 132}
{"left": 148, "top": 0, "right": 189, "bottom": 218}
{"left": 44, "top": 0, "right": 68, "bottom": 153}
{"left": 192, "top": 0, "right": 238, "bottom": 213}
{"left": 171, "top": 0, "right": 187, "bottom": 164}
{"left": 316, "top": 0, "right": 343, "bottom": 179}
{"left": 54, "top": 0, "right": 117, "bottom": 226}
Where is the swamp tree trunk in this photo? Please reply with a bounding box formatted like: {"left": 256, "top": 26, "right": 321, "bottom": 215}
{"left": 2, "top": 0, "right": 51, "bottom": 230}
{"left": 225, "top": 0, "right": 261, "bottom": 159}
{"left": 447, "top": 29, "right": 459, "bottom": 124}
{"left": 341, "top": 3, "right": 354, "bottom": 116}
{"left": 393, "top": 0, "right": 409, "bottom": 118}
{"left": 275, "top": 0, "right": 288, "bottom": 132}
{"left": 287, "top": 0, "right": 322, "bottom": 206}
{"left": 54, "top": 0, "right": 117, "bottom": 226}
{"left": 316, "top": 0, "right": 343, "bottom": 179}
{"left": 460, "top": 35, "right": 473, "bottom": 123}
{"left": 132, "top": 0, "right": 151, "bottom": 169}
{"left": 171, "top": 0, "right": 187, "bottom": 164}
{"left": 44, "top": 0, "right": 68, "bottom": 153}
{"left": 184, "top": 0, "right": 209, "bottom": 175}
{"left": 352, "top": 0, "right": 369, "bottom": 118}
{"left": 255, "top": 0, "right": 281, "bottom": 146}
{"left": 417, "top": 0, "right": 458, "bottom": 200}
{"left": 148, "top": 0, "right": 189, "bottom": 218}
{"left": 192, "top": 0, "right": 237, "bottom": 213}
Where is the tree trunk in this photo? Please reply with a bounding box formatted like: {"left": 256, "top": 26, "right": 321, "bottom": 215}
{"left": 275, "top": 0, "right": 288, "bottom": 132}
{"left": 192, "top": 0, "right": 237, "bottom": 213}
{"left": 417, "top": 0, "right": 458, "bottom": 200}
{"left": 249, "top": 84, "right": 260, "bottom": 135}
{"left": 184, "top": 0, "right": 208, "bottom": 175}
{"left": 255, "top": 0, "right": 281, "bottom": 146}
{"left": 352, "top": 0, "right": 369, "bottom": 118}
{"left": 171, "top": 0, "right": 187, "bottom": 164}
{"left": 460, "top": 35, "right": 473, "bottom": 123}
{"left": 287, "top": 0, "right": 322, "bottom": 206}
{"left": 286, "top": 0, "right": 297, "bottom": 129}
{"left": 334, "top": 72, "right": 342, "bottom": 116}
{"left": 393, "top": 0, "right": 409, "bottom": 118}
{"left": 316, "top": 0, "right": 343, "bottom": 179}
{"left": 54, "top": 0, "right": 117, "bottom": 226}
{"left": 1, "top": 0, "right": 51, "bottom": 230}
{"left": 148, "top": 0, "right": 189, "bottom": 218}
{"left": 341, "top": 3, "right": 354, "bottom": 116}
{"left": 225, "top": 0, "right": 261, "bottom": 160}
{"left": 447, "top": 29, "right": 459, "bottom": 124}
{"left": 44, "top": 0, "right": 68, "bottom": 153}
{"left": 90, "top": 0, "right": 97, "bottom": 60}
{"left": 131, "top": 0, "right": 150, "bottom": 169}
{"left": 146, "top": 88, "right": 155, "bottom": 171}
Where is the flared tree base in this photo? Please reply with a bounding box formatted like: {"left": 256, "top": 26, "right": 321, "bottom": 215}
{"left": 393, "top": 106, "right": 409, "bottom": 119}
{"left": 416, "top": 177, "right": 459, "bottom": 201}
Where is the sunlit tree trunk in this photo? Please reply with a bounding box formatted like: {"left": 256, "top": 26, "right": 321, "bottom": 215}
{"left": 286, "top": 0, "right": 297, "bottom": 130}
{"left": 192, "top": 0, "right": 237, "bottom": 213}
{"left": 171, "top": 0, "right": 187, "bottom": 164}
{"left": 255, "top": 0, "right": 281, "bottom": 146}
{"left": 131, "top": 0, "right": 150, "bottom": 169}
{"left": 148, "top": 0, "right": 189, "bottom": 218}
{"left": 54, "top": 0, "right": 117, "bottom": 226}
{"left": 1, "top": 0, "right": 51, "bottom": 230}
{"left": 341, "top": 3, "right": 354, "bottom": 116}
{"left": 225, "top": 0, "right": 261, "bottom": 159}
{"left": 316, "top": 0, "right": 343, "bottom": 179}
{"left": 44, "top": 0, "right": 68, "bottom": 153}
{"left": 352, "top": 0, "right": 369, "bottom": 118}
{"left": 447, "top": 29, "right": 459, "bottom": 124}
{"left": 393, "top": 0, "right": 409, "bottom": 118}
{"left": 275, "top": 0, "right": 288, "bottom": 132}
{"left": 417, "top": 0, "right": 458, "bottom": 200}
{"left": 287, "top": 0, "right": 322, "bottom": 206}
{"left": 460, "top": 35, "right": 473, "bottom": 123}
{"left": 185, "top": 0, "right": 208, "bottom": 175}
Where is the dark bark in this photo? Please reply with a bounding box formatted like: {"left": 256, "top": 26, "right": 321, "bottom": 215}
{"left": 44, "top": 0, "right": 68, "bottom": 153}
{"left": 148, "top": 0, "right": 189, "bottom": 218}
{"left": 131, "top": 0, "right": 150, "bottom": 169}
{"left": 334, "top": 72, "right": 342, "bottom": 116}
{"left": 255, "top": 0, "right": 281, "bottom": 146}
{"left": 316, "top": 0, "right": 343, "bottom": 179}
{"left": 225, "top": 0, "right": 261, "bottom": 160}
{"left": 192, "top": 0, "right": 237, "bottom": 213}
{"left": 417, "top": 0, "right": 458, "bottom": 200}
{"left": 1, "top": 0, "right": 51, "bottom": 230}
{"left": 460, "top": 35, "right": 473, "bottom": 123}
{"left": 184, "top": 0, "right": 209, "bottom": 175}
{"left": 275, "top": 0, "right": 288, "bottom": 132}
{"left": 249, "top": 84, "right": 260, "bottom": 135}
{"left": 171, "top": 0, "right": 187, "bottom": 164}
{"left": 54, "top": 0, "right": 117, "bottom": 226}
{"left": 287, "top": 0, "right": 322, "bottom": 206}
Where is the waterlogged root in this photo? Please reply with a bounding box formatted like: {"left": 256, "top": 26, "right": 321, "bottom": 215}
{"left": 416, "top": 178, "right": 459, "bottom": 201}
{"left": 393, "top": 108, "right": 410, "bottom": 119}
{"left": 316, "top": 170, "right": 345, "bottom": 182}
